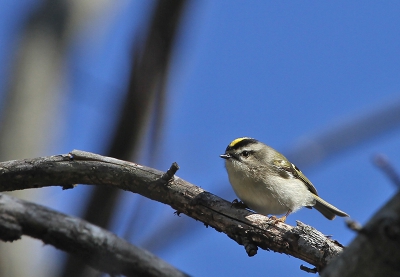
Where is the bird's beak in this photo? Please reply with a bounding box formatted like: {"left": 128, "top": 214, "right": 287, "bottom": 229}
{"left": 220, "top": 153, "right": 231, "bottom": 159}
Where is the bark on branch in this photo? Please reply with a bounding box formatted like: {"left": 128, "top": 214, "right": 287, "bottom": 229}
{"left": 0, "top": 150, "right": 345, "bottom": 272}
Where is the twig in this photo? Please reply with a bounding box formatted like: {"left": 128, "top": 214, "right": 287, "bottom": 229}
{"left": 161, "top": 162, "right": 180, "bottom": 183}
{"left": 374, "top": 154, "right": 400, "bottom": 189}
{"left": 345, "top": 218, "right": 363, "bottom": 232}
{"left": 300, "top": 265, "right": 318, "bottom": 274}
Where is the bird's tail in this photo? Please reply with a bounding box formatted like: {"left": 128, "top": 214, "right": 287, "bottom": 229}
{"left": 312, "top": 195, "right": 349, "bottom": 220}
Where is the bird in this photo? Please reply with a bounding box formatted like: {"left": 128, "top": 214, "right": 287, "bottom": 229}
{"left": 220, "top": 137, "right": 349, "bottom": 222}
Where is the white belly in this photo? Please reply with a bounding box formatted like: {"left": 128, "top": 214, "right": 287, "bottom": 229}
{"left": 226, "top": 165, "right": 315, "bottom": 216}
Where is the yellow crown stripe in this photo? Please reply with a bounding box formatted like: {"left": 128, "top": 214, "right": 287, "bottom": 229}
{"left": 229, "top": 137, "right": 252, "bottom": 147}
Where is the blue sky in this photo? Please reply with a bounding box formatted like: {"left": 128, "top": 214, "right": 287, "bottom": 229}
{"left": 1, "top": 1, "right": 400, "bottom": 276}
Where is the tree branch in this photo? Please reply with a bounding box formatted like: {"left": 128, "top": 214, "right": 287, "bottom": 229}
{"left": 0, "top": 193, "right": 188, "bottom": 277}
{"left": 0, "top": 150, "right": 345, "bottom": 271}
{"left": 321, "top": 192, "right": 400, "bottom": 277}
{"left": 321, "top": 155, "right": 400, "bottom": 276}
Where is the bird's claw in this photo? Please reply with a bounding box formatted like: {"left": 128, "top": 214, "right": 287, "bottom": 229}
{"left": 269, "top": 215, "right": 287, "bottom": 224}
{"left": 231, "top": 199, "right": 249, "bottom": 209}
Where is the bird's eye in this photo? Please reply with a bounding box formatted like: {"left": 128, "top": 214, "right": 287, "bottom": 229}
{"left": 241, "top": 151, "right": 250, "bottom": 158}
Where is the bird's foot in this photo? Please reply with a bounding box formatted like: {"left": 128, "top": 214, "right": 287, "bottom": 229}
{"left": 269, "top": 215, "right": 287, "bottom": 224}
{"left": 231, "top": 199, "right": 248, "bottom": 209}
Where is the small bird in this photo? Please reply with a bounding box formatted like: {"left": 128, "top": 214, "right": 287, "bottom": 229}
{"left": 220, "top": 137, "right": 349, "bottom": 222}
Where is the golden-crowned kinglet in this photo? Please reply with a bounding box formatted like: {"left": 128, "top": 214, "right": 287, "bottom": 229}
{"left": 220, "top": 137, "right": 349, "bottom": 222}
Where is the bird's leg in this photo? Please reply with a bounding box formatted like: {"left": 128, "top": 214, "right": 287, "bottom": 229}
{"left": 270, "top": 210, "right": 292, "bottom": 223}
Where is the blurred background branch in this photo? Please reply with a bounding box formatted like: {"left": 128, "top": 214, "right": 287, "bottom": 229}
{"left": 62, "top": 1, "right": 187, "bottom": 276}
{"left": 0, "top": 193, "right": 189, "bottom": 277}
{"left": 0, "top": 1, "right": 71, "bottom": 276}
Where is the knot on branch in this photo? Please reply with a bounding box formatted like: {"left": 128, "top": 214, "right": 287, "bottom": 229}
{"left": 228, "top": 231, "right": 258, "bottom": 257}
{"left": 242, "top": 236, "right": 258, "bottom": 256}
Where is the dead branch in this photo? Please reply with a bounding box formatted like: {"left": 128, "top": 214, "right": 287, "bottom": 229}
{"left": 0, "top": 150, "right": 345, "bottom": 271}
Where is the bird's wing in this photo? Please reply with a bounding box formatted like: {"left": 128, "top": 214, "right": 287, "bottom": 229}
{"left": 273, "top": 159, "right": 318, "bottom": 196}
